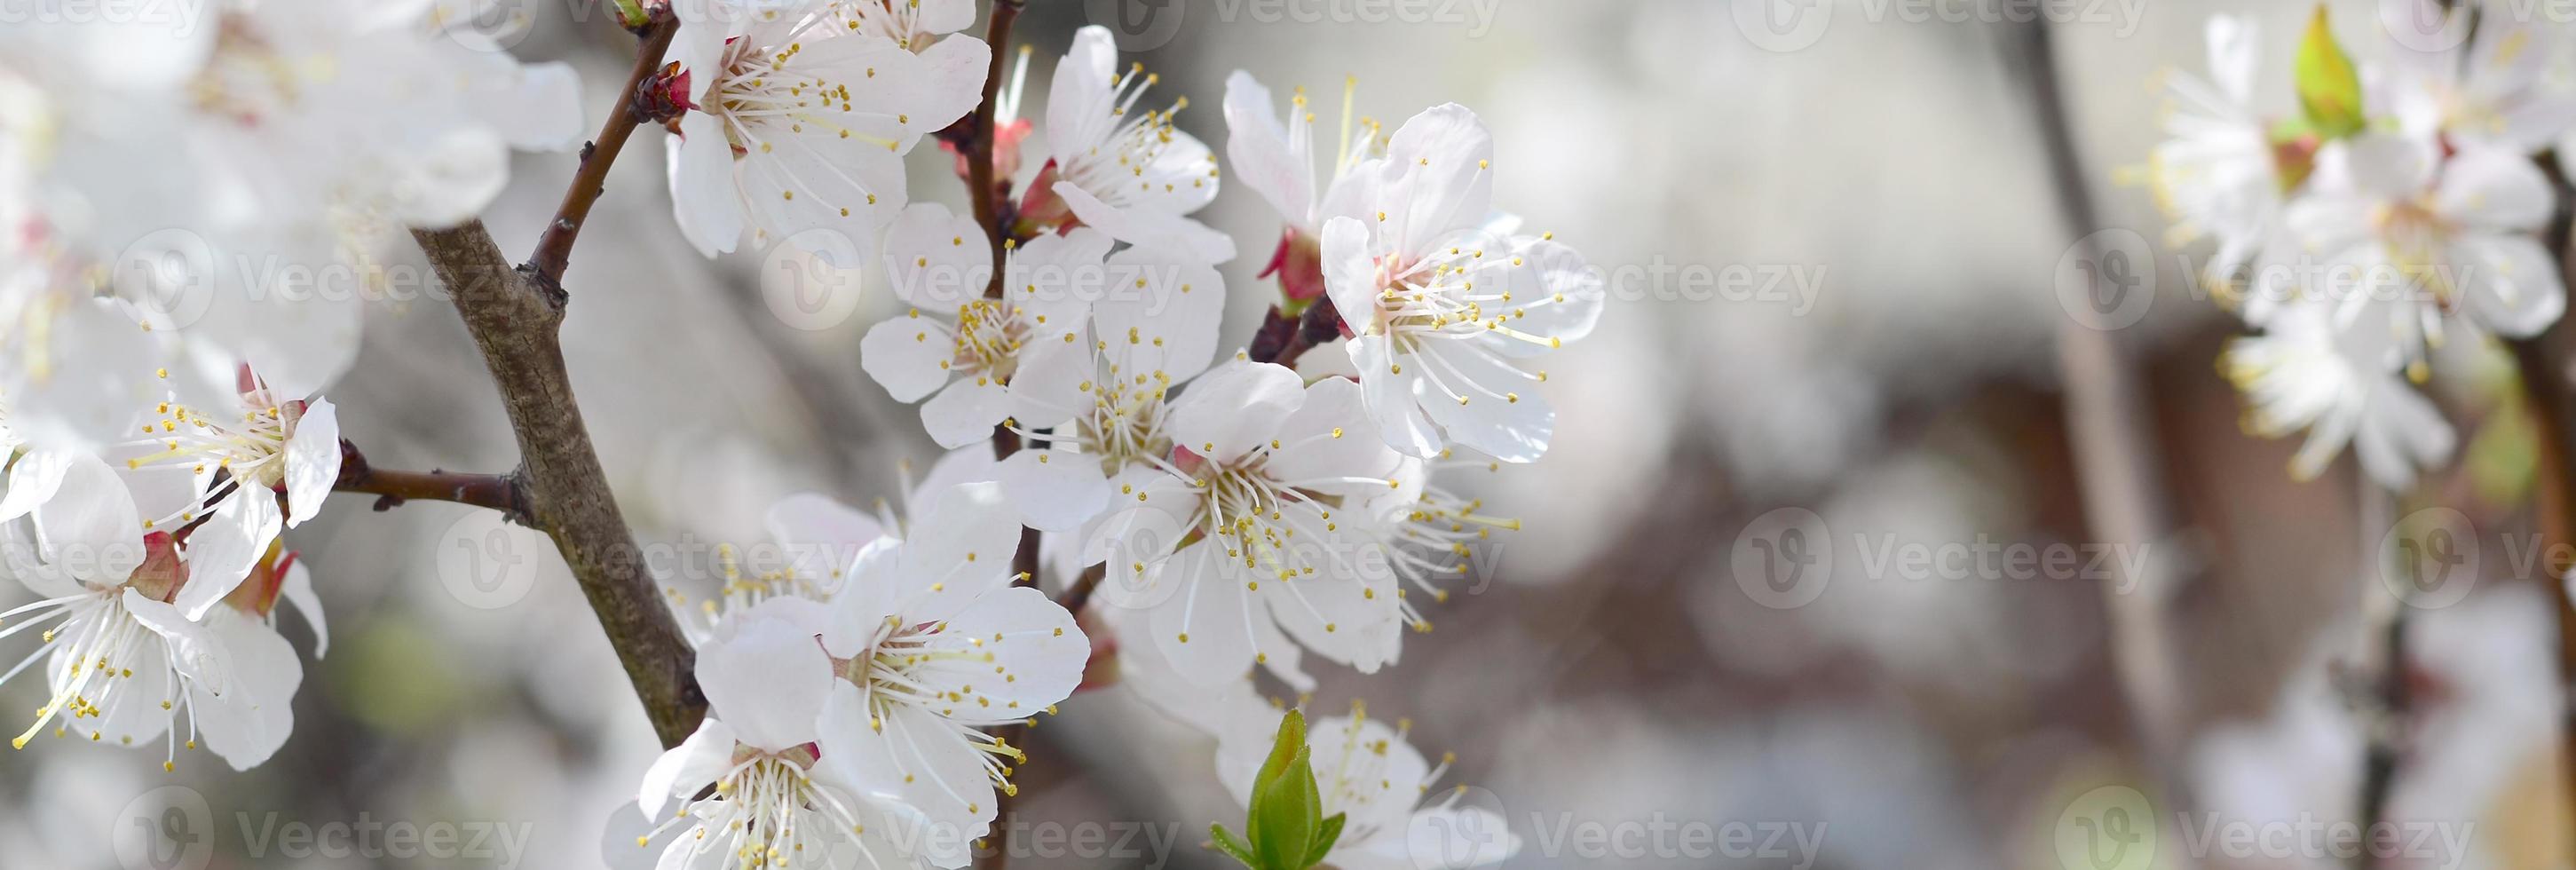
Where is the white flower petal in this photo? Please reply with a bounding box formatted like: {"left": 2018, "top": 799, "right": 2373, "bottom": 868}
{"left": 920, "top": 376, "right": 1014, "bottom": 449}
{"left": 638, "top": 717, "right": 739, "bottom": 820}
{"left": 282, "top": 398, "right": 342, "bottom": 528}
{"left": 175, "top": 486, "right": 281, "bottom": 621}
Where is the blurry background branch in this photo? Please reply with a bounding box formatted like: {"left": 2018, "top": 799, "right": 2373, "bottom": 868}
{"left": 2011, "top": 17, "right": 2197, "bottom": 817}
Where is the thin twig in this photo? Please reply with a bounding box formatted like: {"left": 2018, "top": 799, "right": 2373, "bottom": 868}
{"left": 2009, "top": 18, "right": 2199, "bottom": 838}
{"left": 2351, "top": 484, "right": 2407, "bottom": 869}
{"left": 527, "top": 12, "right": 682, "bottom": 287}
{"left": 968, "top": 0, "right": 1027, "bottom": 297}
{"left": 331, "top": 439, "right": 531, "bottom": 522}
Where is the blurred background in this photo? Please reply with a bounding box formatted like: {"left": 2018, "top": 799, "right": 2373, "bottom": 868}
{"left": 9, "top": 0, "right": 2572, "bottom": 867}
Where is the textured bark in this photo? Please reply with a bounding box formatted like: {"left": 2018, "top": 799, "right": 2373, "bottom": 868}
{"left": 412, "top": 222, "right": 705, "bottom": 747}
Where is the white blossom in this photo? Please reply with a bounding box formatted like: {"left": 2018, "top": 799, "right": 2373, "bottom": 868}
{"left": 666, "top": 0, "right": 984, "bottom": 257}
{"left": 859, "top": 204, "right": 1108, "bottom": 448}
{"left": 0, "top": 453, "right": 316, "bottom": 771}
{"left": 2146, "top": 14, "right": 2283, "bottom": 288}
{"left": 1316, "top": 103, "right": 1604, "bottom": 462}
{"left": 2220, "top": 298, "right": 2454, "bottom": 488}
{"left": 1027, "top": 26, "right": 1231, "bottom": 264}
{"left": 627, "top": 597, "right": 938, "bottom": 870}
{"left": 1081, "top": 361, "right": 1418, "bottom": 687}
{"left": 814, "top": 481, "right": 1087, "bottom": 860}
{"left": 2265, "top": 132, "right": 2563, "bottom": 364}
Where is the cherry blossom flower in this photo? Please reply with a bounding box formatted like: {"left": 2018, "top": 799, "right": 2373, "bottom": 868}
{"left": 1080, "top": 361, "right": 1418, "bottom": 687}
{"left": 2380, "top": 0, "right": 2576, "bottom": 154}
{"left": 0, "top": 454, "right": 316, "bottom": 771}
{"left": 668, "top": 492, "right": 897, "bottom": 645}
{"left": 666, "top": 0, "right": 984, "bottom": 257}
{"left": 117, "top": 372, "right": 341, "bottom": 620}
{"left": 2265, "top": 132, "right": 2563, "bottom": 364}
{"left": 1215, "top": 701, "right": 1516, "bottom": 870}
{"left": 1316, "top": 104, "right": 1604, "bottom": 462}
{"left": 831, "top": 0, "right": 988, "bottom": 129}
{"left": 860, "top": 204, "right": 1109, "bottom": 448}
{"left": 991, "top": 245, "right": 1225, "bottom": 533}
{"left": 1023, "top": 26, "right": 1232, "bottom": 264}
{"left": 2220, "top": 299, "right": 2454, "bottom": 488}
{"left": 814, "top": 481, "right": 1087, "bottom": 859}
{"left": 1224, "top": 71, "right": 1385, "bottom": 301}
{"left": 627, "top": 597, "right": 938, "bottom": 870}
{"left": 2145, "top": 14, "right": 2284, "bottom": 289}
{"left": 0, "top": 0, "right": 583, "bottom": 417}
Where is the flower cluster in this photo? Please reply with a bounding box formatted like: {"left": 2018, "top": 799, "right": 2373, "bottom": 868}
{"left": 2147, "top": 2, "right": 2576, "bottom": 488}
{"left": 628, "top": 480, "right": 1087, "bottom": 869}
{"left": 0, "top": 0, "right": 1599, "bottom": 866}
{"left": 653, "top": 14, "right": 1596, "bottom": 868}
{"left": 0, "top": 0, "right": 578, "bottom": 770}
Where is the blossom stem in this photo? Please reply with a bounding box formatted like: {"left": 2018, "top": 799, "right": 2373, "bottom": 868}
{"left": 525, "top": 9, "right": 682, "bottom": 288}
{"left": 329, "top": 439, "right": 531, "bottom": 524}
{"left": 969, "top": 0, "right": 1028, "bottom": 302}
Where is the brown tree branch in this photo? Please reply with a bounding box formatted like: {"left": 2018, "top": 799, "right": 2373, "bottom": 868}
{"left": 331, "top": 439, "right": 530, "bottom": 522}
{"left": 527, "top": 12, "right": 682, "bottom": 287}
{"left": 414, "top": 222, "right": 705, "bottom": 748}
